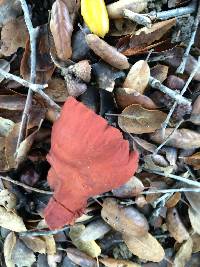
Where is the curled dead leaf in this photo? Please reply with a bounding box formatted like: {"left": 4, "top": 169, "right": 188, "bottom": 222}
{"left": 118, "top": 104, "right": 167, "bottom": 134}
{"left": 45, "top": 78, "right": 69, "bottom": 102}
{"left": 165, "top": 192, "right": 181, "bottom": 208}
{"left": 123, "top": 233, "right": 165, "bottom": 262}
{"left": 166, "top": 208, "right": 189, "bottom": 243}
{"left": 184, "top": 152, "right": 200, "bottom": 170}
{"left": 4, "top": 232, "right": 16, "bottom": 267}
{"left": 173, "top": 238, "right": 193, "bottom": 267}
{"left": 115, "top": 87, "right": 158, "bottom": 110}
{"left": 69, "top": 224, "right": 101, "bottom": 258}
{"left": 150, "top": 128, "right": 200, "bottom": 149}
{"left": 150, "top": 64, "right": 169, "bottom": 83}
{"left": 101, "top": 198, "right": 149, "bottom": 237}
{"left": 67, "top": 248, "right": 97, "bottom": 267}
{"left": 50, "top": 0, "right": 73, "bottom": 60}
{"left": 123, "top": 60, "right": 150, "bottom": 94}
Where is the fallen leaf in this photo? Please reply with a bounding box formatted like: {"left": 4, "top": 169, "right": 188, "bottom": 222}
{"left": 44, "top": 97, "right": 138, "bottom": 229}
{"left": 185, "top": 188, "right": 200, "bottom": 217}
{"left": 184, "top": 152, "right": 200, "bottom": 170}
{"left": 42, "top": 235, "right": 56, "bottom": 255}
{"left": 120, "top": 18, "right": 176, "bottom": 56}
{"left": 115, "top": 87, "right": 158, "bottom": 110}
{"left": 173, "top": 238, "right": 193, "bottom": 267}
{"left": 0, "top": 59, "right": 10, "bottom": 82}
{"left": 191, "top": 233, "right": 200, "bottom": 253}
{"left": 100, "top": 257, "right": 141, "bottom": 267}
{"left": 0, "top": 0, "right": 21, "bottom": 26}
{"left": 0, "top": 206, "right": 26, "bottom": 232}
{"left": 68, "top": 60, "right": 91, "bottom": 83}
{"left": 81, "top": 0, "right": 109, "bottom": 37}
{"left": 188, "top": 207, "right": 200, "bottom": 235}
{"left": 69, "top": 224, "right": 101, "bottom": 258}
{"left": 123, "top": 60, "right": 150, "bottom": 94}
{"left": 44, "top": 78, "right": 69, "bottom": 102}
{"left": 20, "top": 24, "right": 55, "bottom": 83}
{"left": 110, "top": 18, "right": 137, "bottom": 36}
{"left": 0, "top": 189, "right": 16, "bottom": 210}
{"left": 20, "top": 236, "right": 46, "bottom": 254}
{"left": 12, "top": 239, "right": 36, "bottom": 267}
{"left": 165, "top": 192, "right": 181, "bottom": 208}
{"left": 0, "top": 137, "right": 8, "bottom": 171}
{"left": 0, "top": 95, "right": 26, "bottom": 111}
{"left": 86, "top": 34, "right": 130, "bottom": 69}
{"left": 123, "top": 232, "right": 165, "bottom": 262}
{"left": 67, "top": 248, "right": 97, "bottom": 267}
{"left": 150, "top": 129, "right": 200, "bottom": 149}
{"left": 50, "top": 0, "right": 73, "bottom": 60}
{"left": 150, "top": 64, "right": 169, "bottom": 83}
{"left": 112, "top": 176, "right": 144, "bottom": 198}
{"left": 190, "top": 95, "right": 200, "bottom": 125}
{"left": 0, "top": 16, "right": 28, "bottom": 56}
{"left": 107, "top": 0, "right": 147, "bottom": 19}
{"left": 118, "top": 104, "right": 167, "bottom": 134}
{"left": 4, "top": 232, "right": 16, "bottom": 267}
{"left": 80, "top": 219, "right": 111, "bottom": 241}
{"left": 166, "top": 208, "right": 189, "bottom": 243}
{"left": 101, "top": 198, "right": 149, "bottom": 237}
{"left": 0, "top": 117, "right": 14, "bottom": 137}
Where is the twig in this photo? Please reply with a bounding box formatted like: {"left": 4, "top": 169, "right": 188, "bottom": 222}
{"left": 0, "top": 69, "right": 46, "bottom": 90}
{"left": 0, "top": 175, "right": 52, "bottom": 194}
{"left": 153, "top": 119, "right": 184, "bottom": 155}
{"left": 17, "top": 0, "right": 39, "bottom": 150}
{"left": 147, "top": 1, "right": 196, "bottom": 20}
{"left": 123, "top": 9, "right": 151, "bottom": 27}
{"left": 19, "top": 225, "right": 70, "bottom": 237}
{"left": 161, "top": 56, "right": 200, "bottom": 132}
{"left": 149, "top": 76, "right": 191, "bottom": 105}
{"left": 142, "top": 188, "right": 200, "bottom": 194}
{"left": 143, "top": 169, "right": 200, "bottom": 188}
{"left": 176, "top": 2, "right": 200, "bottom": 74}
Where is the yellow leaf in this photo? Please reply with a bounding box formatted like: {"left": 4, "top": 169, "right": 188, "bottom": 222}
{"left": 81, "top": 0, "right": 109, "bottom": 37}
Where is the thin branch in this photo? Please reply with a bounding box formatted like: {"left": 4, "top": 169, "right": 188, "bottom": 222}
{"left": 147, "top": 1, "right": 196, "bottom": 20}
{"left": 17, "top": 0, "right": 39, "bottom": 150}
{"left": 0, "top": 69, "right": 46, "bottom": 90}
{"left": 123, "top": 9, "right": 151, "bottom": 27}
{"left": 143, "top": 169, "right": 200, "bottom": 188}
{"left": 148, "top": 76, "right": 191, "bottom": 105}
{"left": 176, "top": 2, "right": 200, "bottom": 74}
{"left": 19, "top": 226, "right": 70, "bottom": 237}
{"left": 161, "top": 56, "right": 200, "bottom": 132}
{"left": 142, "top": 188, "right": 200, "bottom": 194}
{"left": 0, "top": 176, "right": 52, "bottom": 194}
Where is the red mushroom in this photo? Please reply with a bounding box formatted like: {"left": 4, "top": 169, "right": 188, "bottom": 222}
{"left": 44, "top": 97, "right": 139, "bottom": 229}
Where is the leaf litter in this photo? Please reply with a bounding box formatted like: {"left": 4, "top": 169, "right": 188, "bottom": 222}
{"left": 0, "top": 0, "right": 200, "bottom": 266}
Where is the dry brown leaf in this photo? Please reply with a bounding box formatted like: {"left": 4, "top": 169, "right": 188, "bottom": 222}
{"left": 68, "top": 60, "right": 91, "bottom": 83}
{"left": 80, "top": 220, "right": 111, "bottom": 242}
{"left": 132, "top": 136, "right": 157, "bottom": 153}
{"left": 4, "top": 232, "right": 16, "bottom": 267}
{"left": 50, "top": 0, "right": 73, "bottom": 60}
{"left": 150, "top": 128, "right": 200, "bottom": 149}
{"left": 123, "top": 60, "right": 150, "bottom": 94}
{"left": 67, "top": 248, "right": 97, "bottom": 267}
{"left": 0, "top": 96, "right": 26, "bottom": 111}
{"left": 188, "top": 207, "right": 200, "bottom": 235}
{"left": 118, "top": 104, "right": 167, "bottom": 134}
{"left": 101, "top": 198, "right": 149, "bottom": 237}
{"left": 0, "top": 117, "right": 14, "bottom": 137}
{"left": 0, "top": 206, "right": 26, "bottom": 232}
{"left": 185, "top": 188, "right": 200, "bottom": 217}
{"left": 42, "top": 235, "right": 56, "bottom": 255}
{"left": 20, "top": 236, "right": 46, "bottom": 254}
{"left": 190, "top": 95, "right": 200, "bottom": 125}
{"left": 110, "top": 18, "right": 137, "bottom": 36}
{"left": 173, "top": 238, "right": 193, "bottom": 267}
{"left": 100, "top": 257, "right": 141, "bottom": 267}
{"left": 20, "top": 24, "right": 55, "bottom": 84}
{"left": 115, "top": 87, "right": 158, "bottom": 110}
{"left": 166, "top": 208, "right": 189, "bottom": 243}
{"left": 0, "top": 0, "right": 22, "bottom": 26}
{"left": 86, "top": 34, "right": 129, "bottom": 70}
{"left": 150, "top": 64, "right": 169, "bottom": 83}
{"left": 123, "top": 232, "right": 165, "bottom": 262}
{"left": 0, "top": 16, "right": 28, "bottom": 56}
{"left": 44, "top": 78, "right": 69, "bottom": 102}
{"left": 112, "top": 176, "right": 144, "bottom": 198}
{"left": 0, "top": 189, "right": 16, "bottom": 210}
{"left": 122, "top": 18, "right": 176, "bottom": 56}
{"left": 107, "top": 0, "right": 147, "bottom": 19}
{"left": 191, "top": 233, "right": 200, "bottom": 253}
{"left": 165, "top": 192, "right": 181, "bottom": 208}
{"left": 0, "top": 137, "right": 8, "bottom": 171}
{"left": 69, "top": 224, "right": 101, "bottom": 258}
{"left": 184, "top": 152, "right": 200, "bottom": 170}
